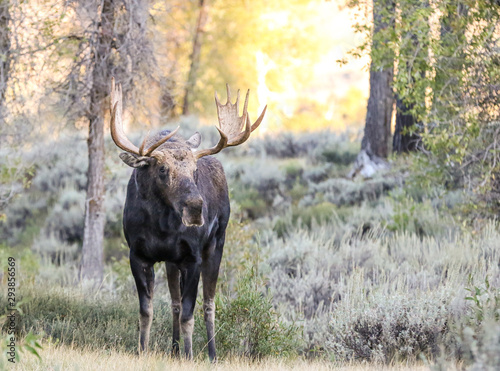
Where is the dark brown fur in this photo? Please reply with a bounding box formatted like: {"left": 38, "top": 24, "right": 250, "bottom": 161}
{"left": 119, "top": 129, "right": 229, "bottom": 361}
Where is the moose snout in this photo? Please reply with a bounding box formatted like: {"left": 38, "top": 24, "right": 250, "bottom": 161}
{"left": 181, "top": 196, "right": 204, "bottom": 227}
{"left": 185, "top": 196, "right": 203, "bottom": 215}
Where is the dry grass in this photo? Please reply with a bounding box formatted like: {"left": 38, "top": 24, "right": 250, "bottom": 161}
{"left": 10, "top": 343, "right": 431, "bottom": 371}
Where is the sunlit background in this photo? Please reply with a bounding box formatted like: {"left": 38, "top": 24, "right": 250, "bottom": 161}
{"left": 156, "top": 0, "right": 371, "bottom": 132}
{"left": 12, "top": 0, "right": 371, "bottom": 137}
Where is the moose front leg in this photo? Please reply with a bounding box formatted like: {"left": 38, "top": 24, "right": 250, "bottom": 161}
{"left": 166, "top": 262, "right": 181, "bottom": 356}
{"left": 180, "top": 264, "right": 201, "bottom": 359}
{"left": 130, "top": 251, "right": 155, "bottom": 353}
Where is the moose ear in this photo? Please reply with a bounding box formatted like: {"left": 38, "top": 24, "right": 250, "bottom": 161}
{"left": 186, "top": 132, "right": 201, "bottom": 149}
{"left": 119, "top": 153, "right": 153, "bottom": 168}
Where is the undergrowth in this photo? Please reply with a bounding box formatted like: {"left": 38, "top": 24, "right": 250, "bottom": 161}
{"left": 2, "top": 128, "right": 500, "bottom": 368}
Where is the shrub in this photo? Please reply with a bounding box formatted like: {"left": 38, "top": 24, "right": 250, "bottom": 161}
{"left": 302, "top": 175, "right": 401, "bottom": 209}
{"left": 303, "top": 164, "right": 331, "bottom": 184}
{"left": 244, "top": 130, "right": 357, "bottom": 163}
{"left": 231, "top": 160, "right": 288, "bottom": 219}
{"left": 33, "top": 234, "right": 78, "bottom": 265}
{"left": 320, "top": 145, "right": 358, "bottom": 166}
{"left": 261, "top": 219, "right": 500, "bottom": 361}
{"left": 29, "top": 136, "right": 88, "bottom": 194}
{"left": 328, "top": 287, "right": 450, "bottom": 362}
{"left": 211, "top": 267, "right": 302, "bottom": 359}
{"left": 218, "top": 220, "right": 260, "bottom": 292}
{"left": 232, "top": 187, "right": 269, "bottom": 220}
{"left": 44, "top": 187, "right": 85, "bottom": 243}
{"left": 282, "top": 160, "right": 304, "bottom": 184}
{"left": 1, "top": 135, "right": 88, "bottom": 247}
{"left": 273, "top": 202, "right": 337, "bottom": 237}
{"left": 0, "top": 271, "right": 301, "bottom": 361}
{"left": 386, "top": 189, "right": 457, "bottom": 237}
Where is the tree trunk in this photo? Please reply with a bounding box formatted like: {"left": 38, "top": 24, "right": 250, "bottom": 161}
{"left": 349, "top": 0, "right": 394, "bottom": 178}
{"left": 361, "top": 67, "right": 394, "bottom": 158}
{"left": 182, "top": 0, "right": 208, "bottom": 115}
{"left": 393, "top": 98, "right": 420, "bottom": 153}
{"left": 80, "top": 0, "right": 114, "bottom": 283}
{"left": 0, "top": 0, "right": 10, "bottom": 116}
{"left": 160, "top": 75, "right": 176, "bottom": 121}
{"left": 393, "top": 1, "right": 430, "bottom": 154}
{"left": 80, "top": 115, "right": 106, "bottom": 282}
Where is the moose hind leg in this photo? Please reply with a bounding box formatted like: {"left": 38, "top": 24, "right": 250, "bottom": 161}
{"left": 130, "top": 251, "right": 155, "bottom": 353}
{"left": 202, "top": 241, "right": 223, "bottom": 362}
{"left": 180, "top": 264, "right": 201, "bottom": 359}
{"left": 166, "top": 262, "right": 181, "bottom": 356}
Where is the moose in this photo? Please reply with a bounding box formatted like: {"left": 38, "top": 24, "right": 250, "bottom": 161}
{"left": 109, "top": 78, "right": 266, "bottom": 361}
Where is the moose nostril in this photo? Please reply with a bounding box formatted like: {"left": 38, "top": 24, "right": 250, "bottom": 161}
{"left": 181, "top": 196, "right": 204, "bottom": 227}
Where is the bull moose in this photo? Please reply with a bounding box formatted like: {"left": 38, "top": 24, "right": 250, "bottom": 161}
{"left": 109, "top": 78, "right": 266, "bottom": 361}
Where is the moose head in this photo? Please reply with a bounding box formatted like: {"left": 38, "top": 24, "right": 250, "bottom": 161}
{"left": 109, "top": 78, "right": 266, "bottom": 227}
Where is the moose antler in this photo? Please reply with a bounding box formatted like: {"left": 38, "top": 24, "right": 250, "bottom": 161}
{"left": 194, "top": 85, "right": 267, "bottom": 159}
{"left": 110, "top": 77, "right": 179, "bottom": 157}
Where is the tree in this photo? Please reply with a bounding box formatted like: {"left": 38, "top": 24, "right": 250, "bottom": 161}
{"left": 392, "top": 1, "right": 430, "bottom": 154}
{"left": 182, "top": 0, "right": 209, "bottom": 115}
{"left": 0, "top": 0, "right": 10, "bottom": 119}
{"left": 349, "top": 0, "right": 395, "bottom": 178}
{"left": 0, "top": 0, "right": 32, "bottom": 214}
{"left": 78, "top": 0, "right": 115, "bottom": 283}
{"left": 393, "top": 98, "right": 419, "bottom": 153}
{"left": 53, "top": 0, "right": 155, "bottom": 282}
{"left": 356, "top": 0, "right": 500, "bottom": 212}
{"left": 160, "top": 75, "right": 177, "bottom": 121}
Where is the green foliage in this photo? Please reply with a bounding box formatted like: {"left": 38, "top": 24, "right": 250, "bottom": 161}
{"left": 264, "top": 204, "right": 500, "bottom": 362}
{"left": 20, "top": 331, "right": 43, "bottom": 361}
{"left": 320, "top": 147, "right": 357, "bottom": 166}
{"left": 274, "top": 202, "right": 337, "bottom": 238}
{"left": 0, "top": 300, "right": 43, "bottom": 367}
{"left": 434, "top": 277, "right": 500, "bottom": 369}
{"left": 232, "top": 187, "right": 270, "bottom": 220}
{"left": 465, "top": 276, "right": 500, "bottom": 323}
{"left": 386, "top": 189, "right": 453, "bottom": 237}
{"left": 213, "top": 267, "right": 301, "bottom": 359}
{"left": 348, "top": 0, "right": 500, "bottom": 213}
{"left": 0, "top": 244, "right": 40, "bottom": 281}
{"left": 218, "top": 220, "right": 260, "bottom": 292}
{"left": 302, "top": 175, "right": 400, "bottom": 208}
{"left": 0, "top": 270, "right": 300, "bottom": 361}
{"left": 246, "top": 130, "right": 357, "bottom": 165}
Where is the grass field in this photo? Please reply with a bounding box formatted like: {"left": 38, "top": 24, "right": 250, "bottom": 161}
{"left": 11, "top": 343, "right": 434, "bottom": 371}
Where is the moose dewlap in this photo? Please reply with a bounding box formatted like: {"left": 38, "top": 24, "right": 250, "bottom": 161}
{"left": 109, "top": 78, "right": 266, "bottom": 361}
